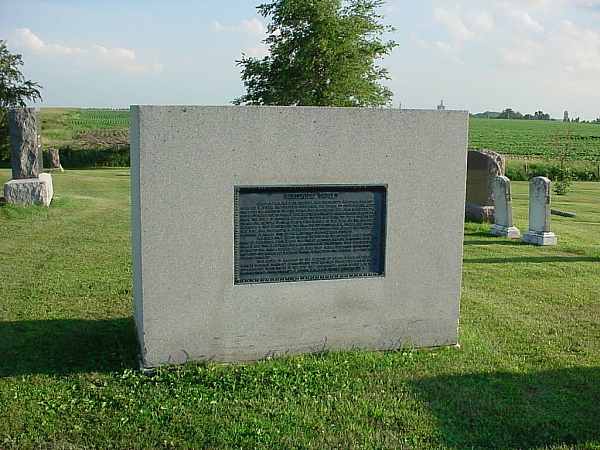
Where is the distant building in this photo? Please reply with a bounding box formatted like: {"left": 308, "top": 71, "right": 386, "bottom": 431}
{"left": 437, "top": 100, "right": 446, "bottom": 111}
{"left": 563, "top": 110, "right": 570, "bottom": 122}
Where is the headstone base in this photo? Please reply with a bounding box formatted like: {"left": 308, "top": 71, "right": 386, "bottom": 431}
{"left": 465, "top": 203, "right": 494, "bottom": 222}
{"left": 522, "top": 231, "right": 557, "bottom": 246}
{"left": 3, "top": 173, "right": 54, "bottom": 207}
{"left": 490, "top": 224, "right": 521, "bottom": 239}
{"left": 45, "top": 166, "right": 64, "bottom": 173}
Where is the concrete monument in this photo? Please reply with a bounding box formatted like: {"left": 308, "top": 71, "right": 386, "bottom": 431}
{"left": 465, "top": 149, "right": 505, "bottom": 222}
{"left": 522, "top": 177, "right": 557, "bottom": 246}
{"left": 131, "top": 106, "right": 469, "bottom": 367}
{"left": 3, "top": 108, "right": 53, "bottom": 207}
{"left": 490, "top": 176, "right": 520, "bottom": 239}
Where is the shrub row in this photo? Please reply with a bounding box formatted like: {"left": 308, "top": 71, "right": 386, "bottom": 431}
{"left": 43, "top": 146, "right": 130, "bottom": 168}
{"left": 506, "top": 161, "right": 600, "bottom": 182}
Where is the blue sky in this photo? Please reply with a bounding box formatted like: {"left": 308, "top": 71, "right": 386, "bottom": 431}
{"left": 2, "top": 0, "right": 600, "bottom": 119}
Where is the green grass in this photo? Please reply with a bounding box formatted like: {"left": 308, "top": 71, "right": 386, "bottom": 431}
{"left": 470, "top": 117, "right": 600, "bottom": 161}
{"left": 1, "top": 169, "right": 599, "bottom": 449}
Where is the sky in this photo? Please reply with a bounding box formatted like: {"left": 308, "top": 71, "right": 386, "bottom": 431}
{"left": 1, "top": 0, "right": 600, "bottom": 119}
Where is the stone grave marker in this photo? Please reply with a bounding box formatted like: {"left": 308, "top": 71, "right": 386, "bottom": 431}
{"left": 490, "top": 176, "right": 520, "bottom": 239}
{"left": 46, "top": 148, "right": 64, "bottom": 172}
{"left": 465, "top": 149, "right": 505, "bottom": 222}
{"left": 522, "top": 176, "right": 557, "bottom": 246}
{"left": 131, "top": 106, "right": 469, "bottom": 367}
{"left": 3, "top": 108, "right": 53, "bottom": 207}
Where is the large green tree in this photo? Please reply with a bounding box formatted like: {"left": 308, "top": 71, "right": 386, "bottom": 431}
{"left": 234, "top": 0, "right": 397, "bottom": 107}
{"left": 0, "top": 40, "right": 42, "bottom": 161}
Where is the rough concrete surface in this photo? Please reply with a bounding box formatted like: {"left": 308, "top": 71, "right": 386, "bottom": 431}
{"left": 131, "top": 106, "right": 469, "bottom": 367}
{"left": 4, "top": 173, "right": 53, "bottom": 207}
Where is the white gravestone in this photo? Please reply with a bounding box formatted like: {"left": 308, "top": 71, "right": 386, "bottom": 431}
{"left": 490, "top": 176, "right": 520, "bottom": 239}
{"left": 131, "top": 106, "right": 469, "bottom": 367}
{"left": 522, "top": 177, "right": 557, "bottom": 246}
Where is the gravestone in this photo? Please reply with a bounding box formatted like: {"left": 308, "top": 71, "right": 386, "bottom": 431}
{"left": 9, "top": 108, "right": 42, "bottom": 179}
{"left": 131, "top": 106, "right": 469, "bottom": 367}
{"left": 490, "top": 176, "right": 520, "bottom": 239}
{"left": 522, "top": 177, "right": 557, "bottom": 246}
{"left": 3, "top": 108, "right": 53, "bottom": 207}
{"left": 47, "top": 148, "right": 64, "bottom": 172}
{"left": 465, "top": 149, "right": 505, "bottom": 222}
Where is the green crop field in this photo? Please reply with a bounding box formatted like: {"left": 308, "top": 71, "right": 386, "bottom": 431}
{"left": 70, "top": 109, "right": 130, "bottom": 133}
{"left": 37, "top": 109, "right": 600, "bottom": 162}
{"left": 39, "top": 108, "right": 129, "bottom": 149}
{"left": 470, "top": 117, "right": 600, "bottom": 161}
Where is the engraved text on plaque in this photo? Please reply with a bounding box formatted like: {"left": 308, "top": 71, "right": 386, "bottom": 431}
{"left": 234, "top": 185, "right": 386, "bottom": 284}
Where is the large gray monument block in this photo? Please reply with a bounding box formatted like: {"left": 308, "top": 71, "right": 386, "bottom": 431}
{"left": 522, "top": 177, "right": 557, "bottom": 246}
{"left": 131, "top": 106, "right": 469, "bottom": 367}
{"left": 490, "top": 176, "right": 520, "bottom": 239}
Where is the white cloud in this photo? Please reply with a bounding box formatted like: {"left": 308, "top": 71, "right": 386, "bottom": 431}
{"left": 15, "top": 28, "right": 83, "bottom": 55}
{"left": 91, "top": 45, "right": 163, "bottom": 74}
{"left": 499, "top": 20, "right": 600, "bottom": 73}
{"left": 433, "top": 7, "right": 475, "bottom": 42}
{"left": 502, "top": 7, "right": 544, "bottom": 33}
{"left": 466, "top": 11, "right": 495, "bottom": 33}
{"left": 500, "top": 39, "right": 543, "bottom": 66}
{"left": 213, "top": 18, "right": 265, "bottom": 35}
{"left": 11, "top": 28, "right": 162, "bottom": 74}
{"left": 556, "top": 20, "right": 600, "bottom": 73}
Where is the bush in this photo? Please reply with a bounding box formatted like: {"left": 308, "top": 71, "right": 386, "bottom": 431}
{"left": 506, "top": 161, "right": 600, "bottom": 183}
{"left": 43, "top": 146, "right": 130, "bottom": 168}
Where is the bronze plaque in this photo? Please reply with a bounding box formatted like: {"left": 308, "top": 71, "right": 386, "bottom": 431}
{"left": 234, "top": 185, "right": 386, "bottom": 284}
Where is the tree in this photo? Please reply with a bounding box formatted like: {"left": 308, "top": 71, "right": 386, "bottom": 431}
{"left": 234, "top": 0, "right": 397, "bottom": 107}
{"left": 497, "top": 108, "right": 523, "bottom": 120}
{"left": 0, "top": 40, "right": 42, "bottom": 161}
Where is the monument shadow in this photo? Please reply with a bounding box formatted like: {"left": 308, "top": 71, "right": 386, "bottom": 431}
{"left": 411, "top": 367, "right": 600, "bottom": 449}
{"left": 464, "top": 256, "right": 600, "bottom": 264}
{"left": 464, "top": 239, "right": 524, "bottom": 246}
{"left": 0, "top": 318, "right": 138, "bottom": 377}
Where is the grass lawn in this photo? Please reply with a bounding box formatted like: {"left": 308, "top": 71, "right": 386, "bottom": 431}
{"left": 1, "top": 169, "right": 599, "bottom": 449}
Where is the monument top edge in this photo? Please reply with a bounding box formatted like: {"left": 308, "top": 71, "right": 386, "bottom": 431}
{"left": 130, "top": 105, "right": 469, "bottom": 114}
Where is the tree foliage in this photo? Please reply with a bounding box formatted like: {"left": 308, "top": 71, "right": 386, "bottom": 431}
{"left": 234, "top": 0, "right": 397, "bottom": 107}
{"left": 0, "top": 40, "right": 42, "bottom": 161}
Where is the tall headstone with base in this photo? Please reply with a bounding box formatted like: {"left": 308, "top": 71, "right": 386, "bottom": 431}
{"left": 490, "top": 176, "right": 520, "bottom": 239}
{"left": 3, "top": 108, "right": 53, "bottom": 207}
{"left": 465, "top": 149, "right": 505, "bottom": 222}
{"left": 522, "top": 177, "right": 557, "bottom": 246}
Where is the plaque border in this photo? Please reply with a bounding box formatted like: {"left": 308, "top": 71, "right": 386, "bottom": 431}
{"left": 233, "top": 184, "right": 387, "bottom": 285}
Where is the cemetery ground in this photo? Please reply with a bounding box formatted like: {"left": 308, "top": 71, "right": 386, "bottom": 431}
{"left": 1, "top": 170, "right": 599, "bottom": 449}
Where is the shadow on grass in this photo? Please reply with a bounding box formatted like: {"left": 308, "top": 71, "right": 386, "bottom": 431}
{"left": 412, "top": 368, "right": 600, "bottom": 449}
{"left": 464, "top": 239, "right": 524, "bottom": 246}
{"left": 464, "top": 256, "right": 600, "bottom": 264}
{"left": 464, "top": 230, "right": 492, "bottom": 237}
{"left": 0, "top": 318, "right": 138, "bottom": 377}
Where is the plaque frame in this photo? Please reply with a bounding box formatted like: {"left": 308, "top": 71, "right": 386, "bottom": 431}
{"left": 234, "top": 184, "right": 387, "bottom": 285}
